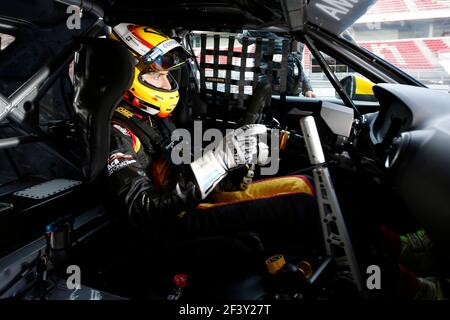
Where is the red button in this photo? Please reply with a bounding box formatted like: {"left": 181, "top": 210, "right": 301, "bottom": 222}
{"left": 173, "top": 274, "right": 188, "bottom": 288}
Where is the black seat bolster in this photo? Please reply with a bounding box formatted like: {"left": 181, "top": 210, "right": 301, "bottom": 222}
{"left": 72, "top": 38, "right": 134, "bottom": 182}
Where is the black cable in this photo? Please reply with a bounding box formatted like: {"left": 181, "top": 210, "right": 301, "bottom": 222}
{"left": 286, "top": 160, "right": 336, "bottom": 176}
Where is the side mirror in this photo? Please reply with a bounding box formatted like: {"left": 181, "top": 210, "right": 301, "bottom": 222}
{"left": 337, "top": 75, "right": 377, "bottom": 102}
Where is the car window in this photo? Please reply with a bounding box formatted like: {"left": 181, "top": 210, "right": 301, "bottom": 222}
{"left": 346, "top": 0, "right": 450, "bottom": 92}
{"left": 302, "top": 47, "right": 375, "bottom": 101}
{"left": 303, "top": 47, "right": 336, "bottom": 98}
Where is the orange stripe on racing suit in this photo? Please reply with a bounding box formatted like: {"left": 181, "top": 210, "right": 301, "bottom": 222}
{"left": 197, "top": 175, "right": 315, "bottom": 209}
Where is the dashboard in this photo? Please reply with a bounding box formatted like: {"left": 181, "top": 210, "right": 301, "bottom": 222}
{"left": 365, "top": 83, "right": 450, "bottom": 252}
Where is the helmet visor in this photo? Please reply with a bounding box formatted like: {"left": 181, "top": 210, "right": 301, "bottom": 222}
{"left": 139, "top": 39, "right": 191, "bottom": 72}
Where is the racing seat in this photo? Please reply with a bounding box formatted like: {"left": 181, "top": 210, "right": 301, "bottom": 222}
{"left": 72, "top": 38, "right": 134, "bottom": 182}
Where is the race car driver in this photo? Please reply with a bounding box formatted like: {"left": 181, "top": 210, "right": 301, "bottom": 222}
{"left": 105, "top": 24, "right": 321, "bottom": 272}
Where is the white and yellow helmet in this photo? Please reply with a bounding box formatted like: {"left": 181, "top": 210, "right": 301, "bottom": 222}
{"left": 112, "top": 23, "right": 191, "bottom": 118}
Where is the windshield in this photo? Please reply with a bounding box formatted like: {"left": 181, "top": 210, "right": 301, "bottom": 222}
{"left": 347, "top": 0, "right": 450, "bottom": 91}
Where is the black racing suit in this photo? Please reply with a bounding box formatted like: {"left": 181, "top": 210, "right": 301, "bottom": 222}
{"left": 104, "top": 103, "right": 322, "bottom": 274}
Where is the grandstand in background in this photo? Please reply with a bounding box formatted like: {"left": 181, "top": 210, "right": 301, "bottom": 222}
{"left": 306, "top": 0, "right": 450, "bottom": 91}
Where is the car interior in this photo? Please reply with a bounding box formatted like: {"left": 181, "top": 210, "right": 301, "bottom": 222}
{"left": 1, "top": 0, "right": 450, "bottom": 301}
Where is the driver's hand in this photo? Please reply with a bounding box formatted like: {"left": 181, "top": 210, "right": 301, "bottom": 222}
{"left": 190, "top": 124, "right": 267, "bottom": 199}
{"left": 304, "top": 90, "right": 316, "bottom": 98}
